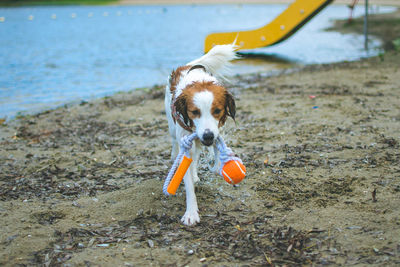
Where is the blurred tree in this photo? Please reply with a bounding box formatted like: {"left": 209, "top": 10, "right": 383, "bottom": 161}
{"left": 0, "top": 0, "right": 118, "bottom": 6}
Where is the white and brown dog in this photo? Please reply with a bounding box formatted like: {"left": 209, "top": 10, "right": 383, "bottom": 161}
{"left": 164, "top": 44, "right": 237, "bottom": 226}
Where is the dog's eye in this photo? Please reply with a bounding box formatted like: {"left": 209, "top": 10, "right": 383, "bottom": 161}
{"left": 213, "top": 108, "right": 221, "bottom": 115}
{"left": 191, "top": 109, "right": 200, "bottom": 116}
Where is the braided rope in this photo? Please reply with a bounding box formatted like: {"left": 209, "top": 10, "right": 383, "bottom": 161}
{"left": 215, "top": 136, "right": 242, "bottom": 177}
{"left": 163, "top": 133, "right": 197, "bottom": 196}
{"left": 163, "top": 133, "right": 241, "bottom": 196}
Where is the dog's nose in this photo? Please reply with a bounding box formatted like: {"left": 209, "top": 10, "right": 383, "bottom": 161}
{"left": 202, "top": 130, "right": 214, "bottom": 146}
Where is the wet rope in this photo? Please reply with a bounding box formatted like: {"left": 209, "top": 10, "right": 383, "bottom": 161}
{"left": 215, "top": 135, "right": 243, "bottom": 177}
{"left": 163, "top": 133, "right": 240, "bottom": 196}
{"left": 163, "top": 133, "right": 197, "bottom": 196}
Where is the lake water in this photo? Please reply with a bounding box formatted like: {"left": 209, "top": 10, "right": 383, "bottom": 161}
{"left": 0, "top": 4, "right": 395, "bottom": 119}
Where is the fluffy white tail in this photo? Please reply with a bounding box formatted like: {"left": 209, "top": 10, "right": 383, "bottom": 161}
{"left": 187, "top": 44, "right": 238, "bottom": 77}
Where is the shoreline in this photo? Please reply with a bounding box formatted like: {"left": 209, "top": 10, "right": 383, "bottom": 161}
{"left": 1, "top": 5, "right": 398, "bottom": 122}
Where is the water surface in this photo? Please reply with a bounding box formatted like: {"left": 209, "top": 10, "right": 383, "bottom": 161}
{"left": 0, "top": 4, "right": 395, "bottom": 118}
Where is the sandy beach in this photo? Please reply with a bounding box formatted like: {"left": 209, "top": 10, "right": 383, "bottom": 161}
{"left": 1, "top": 4, "right": 400, "bottom": 267}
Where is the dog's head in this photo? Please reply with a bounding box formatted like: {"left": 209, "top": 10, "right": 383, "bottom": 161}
{"left": 174, "top": 81, "right": 235, "bottom": 146}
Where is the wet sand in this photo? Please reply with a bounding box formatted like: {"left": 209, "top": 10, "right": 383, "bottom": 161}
{"left": 1, "top": 7, "right": 400, "bottom": 267}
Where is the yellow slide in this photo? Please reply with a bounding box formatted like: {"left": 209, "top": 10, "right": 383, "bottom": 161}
{"left": 204, "top": 0, "right": 333, "bottom": 53}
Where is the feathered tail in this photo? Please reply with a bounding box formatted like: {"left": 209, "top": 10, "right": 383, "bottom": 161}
{"left": 187, "top": 44, "right": 238, "bottom": 78}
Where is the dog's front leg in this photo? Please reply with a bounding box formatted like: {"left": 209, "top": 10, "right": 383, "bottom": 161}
{"left": 191, "top": 140, "right": 201, "bottom": 183}
{"left": 170, "top": 138, "right": 179, "bottom": 161}
{"left": 181, "top": 155, "right": 200, "bottom": 226}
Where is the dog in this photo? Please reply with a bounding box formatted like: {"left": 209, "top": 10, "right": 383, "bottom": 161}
{"left": 165, "top": 44, "right": 237, "bottom": 226}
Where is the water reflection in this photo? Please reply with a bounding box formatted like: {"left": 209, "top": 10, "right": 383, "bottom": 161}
{"left": 232, "top": 53, "right": 298, "bottom": 75}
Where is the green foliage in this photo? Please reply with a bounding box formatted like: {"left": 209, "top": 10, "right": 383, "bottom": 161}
{"left": 0, "top": 0, "right": 118, "bottom": 6}
{"left": 393, "top": 38, "right": 400, "bottom": 51}
{"left": 378, "top": 52, "right": 385, "bottom": 62}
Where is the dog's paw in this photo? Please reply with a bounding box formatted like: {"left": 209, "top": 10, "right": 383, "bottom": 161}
{"left": 181, "top": 210, "right": 200, "bottom": 226}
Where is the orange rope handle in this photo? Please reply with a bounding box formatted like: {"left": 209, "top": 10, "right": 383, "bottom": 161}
{"left": 166, "top": 155, "right": 193, "bottom": 195}
{"left": 163, "top": 133, "right": 197, "bottom": 196}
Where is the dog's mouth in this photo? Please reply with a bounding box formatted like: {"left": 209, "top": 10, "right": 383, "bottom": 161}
{"left": 201, "top": 139, "right": 214, "bottom": 146}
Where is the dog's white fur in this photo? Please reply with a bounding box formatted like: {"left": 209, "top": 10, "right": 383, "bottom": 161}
{"left": 165, "top": 44, "right": 237, "bottom": 226}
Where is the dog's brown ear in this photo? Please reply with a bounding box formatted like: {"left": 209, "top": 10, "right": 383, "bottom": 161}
{"left": 225, "top": 92, "right": 236, "bottom": 121}
{"left": 174, "top": 94, "right": 193, "bottom": 129}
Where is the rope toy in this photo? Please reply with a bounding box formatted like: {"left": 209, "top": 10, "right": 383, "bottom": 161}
{"left": 163, "top": 133, "right": 246, "bottom": 196}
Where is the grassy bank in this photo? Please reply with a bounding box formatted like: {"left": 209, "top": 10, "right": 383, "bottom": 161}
{"left": 0, "top": 0, "right": 118, "bottom": 7}
{"left": 328, "top": 7, "right": 400, "bottom": 51}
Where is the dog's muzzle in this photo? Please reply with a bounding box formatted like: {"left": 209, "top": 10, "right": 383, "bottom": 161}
{"left": 201, "top": 129, "right": 214, "bottom": 146}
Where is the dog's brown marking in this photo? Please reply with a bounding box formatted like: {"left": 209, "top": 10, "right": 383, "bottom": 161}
{"left": 174, "top": 93, "right": 193, "bottom": 129}
{"left": 177, "top": 81, "right": 236, "bottom": 127}
{"left": 170, "top": 65, "right": 193, "bottom": 130}
{"left": 169, "top": 65, "right": 191, "bottom": 94}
